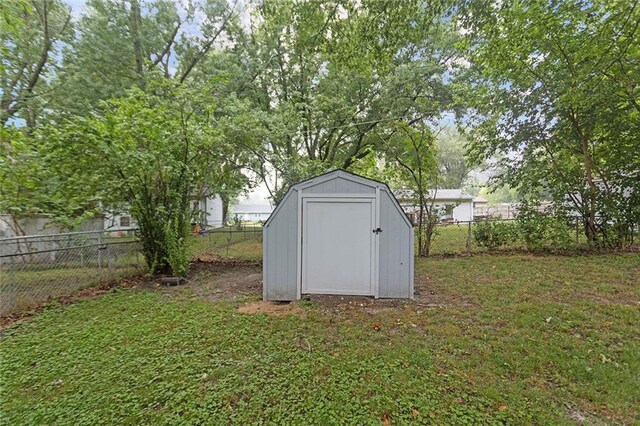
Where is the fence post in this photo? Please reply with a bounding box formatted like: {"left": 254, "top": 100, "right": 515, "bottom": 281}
{"left": 98, "top": 231, "right": 103, "bottom": 283}
{"left": 2, "top": 256, "right": 17, "bottom": 314}
{"left": 107, "top": 240, "right": 113, "bottom": 282}
{"left": 466, "top": 221, "right": 472, "bottom": 251}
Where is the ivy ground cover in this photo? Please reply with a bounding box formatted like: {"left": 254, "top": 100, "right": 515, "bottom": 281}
{"left": 1, "top": 253, "right": 638, "bottom": 424}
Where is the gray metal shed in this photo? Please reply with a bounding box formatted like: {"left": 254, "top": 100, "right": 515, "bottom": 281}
{"left": 263, "top": 170, "right": 414, "bottom": 301}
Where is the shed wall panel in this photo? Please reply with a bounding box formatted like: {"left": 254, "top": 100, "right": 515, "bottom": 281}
{"left": 378, "top": 189, "right": 413, "bottom": 298}
{"left": 264, "top": 189, "right": 298, "bottom": 300}
{"left": 303, "top": 177, "right": 375, "bottom": 194}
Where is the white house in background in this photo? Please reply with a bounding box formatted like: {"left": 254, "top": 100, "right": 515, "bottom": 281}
{"left": 103, "top": 212, "right": 137, "bottom": 231}
{"left": 231, "top": 204, "right": 274, "bottom": 222}
{"left": 395, "top": 188, "right": 475, "bottom": 223}
{"left": 472, "top": 196, "right": 489, "bottom": 219}
{"left": 193, "top": 195, "right": 224, "bottom": 228}
{"left": 103, "top": 195, "right": 224, "bottom": 231}
{"left": 0, "top": 214, "right": 104, "bottom": 239}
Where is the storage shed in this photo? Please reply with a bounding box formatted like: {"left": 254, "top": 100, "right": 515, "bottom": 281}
{"left": 263, "top": 170, "right": 414, "bottom": 301}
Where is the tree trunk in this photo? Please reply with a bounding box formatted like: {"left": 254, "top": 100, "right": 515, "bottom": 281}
{"left": 417, "top": 198, "right": 424, "bottom": 256}
{"left": 129, "top": 0, "right": 144, "bottom": 85}
{"left": 221, "top": 196, "right": 230, "bottom": 225}
{"left": 570, "top": 108, "right": 599, "bottom": 245}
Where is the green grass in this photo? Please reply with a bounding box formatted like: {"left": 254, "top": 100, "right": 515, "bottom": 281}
{"left": 189, "top": 227, "right": 263, "bottom": 260}
{"left": 1, "top": 253, "right": 638, "bottom": 424}
{"left": 429, "top": 224, "right": 476, "bottom": 254}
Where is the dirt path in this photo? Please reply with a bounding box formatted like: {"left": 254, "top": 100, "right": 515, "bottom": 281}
{"left": 151, "top": 261, "right": 263, "bottom": 302}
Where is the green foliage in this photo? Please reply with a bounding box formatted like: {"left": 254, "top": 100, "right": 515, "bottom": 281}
{"left": 53, "top": 0, "right": 240, "bottom": 115}
{"left": 478, "top": 184, "right": 520, "bottom": 204}
{"left": 163, "top": 219, "right": 191, "bottom": 277}
{"left": 42, "top": 82, "right": 232, "bottom": 274}
{"left": 461, "top": 0, "right": 640, "bottom": 248}
{"left": 1, "top": 254, "right": 639, "bottom": 424}
{"left": 437, "top": 127, "right": 471, "bottom": 189}
{"left": 517, "top": 205, "right": 575, "bottom": 251}
{"left": 473, "top": 221, "right": 520, "bottom": 249}
{"left": 236, "top": 0, "right": 456, "bottom": 194}
{"left": 1, "top": 0, "right": 73, "bottom": 128}
{"left": 0, "top": 126, "right": 103, "bottom": 232}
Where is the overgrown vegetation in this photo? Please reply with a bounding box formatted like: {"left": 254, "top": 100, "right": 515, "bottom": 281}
{"left": 384, "top": 124, "right": 440, "bottom": 256}
{"left": 42, "top": 83, "right": 240, "bottom": 275}
{"left": 462, "top": 0, "right": 640, "bottom": 248}
{"left": 516, "top": 205, "right": 576, "bottom": 251}
{"left": 472, "top": 221, "right": 520, "bottom": 249}
{"left": 1, "top": 254, "right": 638, "bottom": 424}
{"left": 2, "top": 0, "right": 638, "bottom": 271}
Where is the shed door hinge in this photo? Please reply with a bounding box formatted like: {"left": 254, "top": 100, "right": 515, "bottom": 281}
{"left": 372, "top": 228, "right": 382, "bottom": 234}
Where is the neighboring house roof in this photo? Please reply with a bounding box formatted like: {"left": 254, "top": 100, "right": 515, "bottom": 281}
{"left": 232, "top": 204, "right": 274, "bottom": 214}
{"left": 473, "top": 197, "right": 488, "bottom": 204}
{"left": 394, "top": 188, "right": 474, "bottom": 202}
{"left": 430, "top": 189, "right": 474, "bottom": 201}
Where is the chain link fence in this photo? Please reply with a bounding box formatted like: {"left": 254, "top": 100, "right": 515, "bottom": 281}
{"left": 424, "top": 217, "right": 638, "bottom": 255}
{"left": 0, "top": 229, "right": 143, "bottom": 316}
{"left": 0, "top": 226, "right": 264, "bottom": 316}
{"left": 2, "top": 219, "right": 633, "bottom": 316}
{"left": 191, "top": 225, "right": 263, "bottom": 260}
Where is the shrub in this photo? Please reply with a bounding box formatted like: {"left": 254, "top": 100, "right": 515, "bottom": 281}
{"left": 516, "top": 209, "right": 575, "bottom": 251}
{"left": 163, "top": 220, "right": 192, "bottom": 277}
{"left": 473, "top": 221, "right": 520, "bottom": 249}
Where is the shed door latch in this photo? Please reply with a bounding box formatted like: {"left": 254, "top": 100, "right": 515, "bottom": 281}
{"left": 372, "top": 228, "right": 382, "bottom": 234}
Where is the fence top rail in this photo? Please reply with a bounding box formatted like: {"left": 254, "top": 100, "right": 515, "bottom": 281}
{"left": 0, "top": 239, "right": 140, "bottom": 258}
{"left": 0, "top": 228, "right": 138, "bottom": 242}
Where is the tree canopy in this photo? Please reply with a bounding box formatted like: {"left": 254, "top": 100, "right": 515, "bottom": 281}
{"left": 2, "top": 0, "right": 638, "bottom": 270}
{"left": 460, "top": 0, "right": 640, "bottom": 246}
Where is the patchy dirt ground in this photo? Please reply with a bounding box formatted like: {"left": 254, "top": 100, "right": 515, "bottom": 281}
{"left": 148, "top": 261, "right": 263, "bottom": 302}
{"left": 0, "top": 255, "right": 482, "bottom": 330}
{"left": 237, "top": 300, "right": 305, "bottom": 317}
{"left": 149, "top": 259, "right": 454, "bottom": 317}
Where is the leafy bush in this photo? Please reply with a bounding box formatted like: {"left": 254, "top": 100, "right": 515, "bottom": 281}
{"left": 473, "top": 221, "right": 520, "bottom": 249}
{"left": 163, "top": 220, "right": 192, "bottom": 277}
{"left": 516, "top": 208, "right": 575, "bottom": 251}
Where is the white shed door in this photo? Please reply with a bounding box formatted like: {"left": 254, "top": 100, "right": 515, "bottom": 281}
{"left": 302, "top": 198, "right": 375, "bottom": 295}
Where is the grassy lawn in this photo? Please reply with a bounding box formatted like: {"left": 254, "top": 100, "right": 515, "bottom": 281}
{"left": 1, "top": 253, "right": 638, "bottom": 424}
{"left": 190, "top": 227, "right": 263, "bottom": 260}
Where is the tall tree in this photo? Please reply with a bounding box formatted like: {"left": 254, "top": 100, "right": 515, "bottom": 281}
{"left": 461, "top": 0, "right": 640, "bottom": 247}
{"left": 51, "top": 0, "right": 242, "bottom": 116}
{"left": 236, "top": 0, "right": 455, "bottom": 199}
{"left": 44, "top": 81, "right": 238, "bottom": 274}
{"left": 437, "top": 127, "right": 470, "bottom": 189}
{"left": 0, "top": 0, "right": 72, "bottom": 129}
{"left": 382, "top": 123, "right": 439, "bottom": 256}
